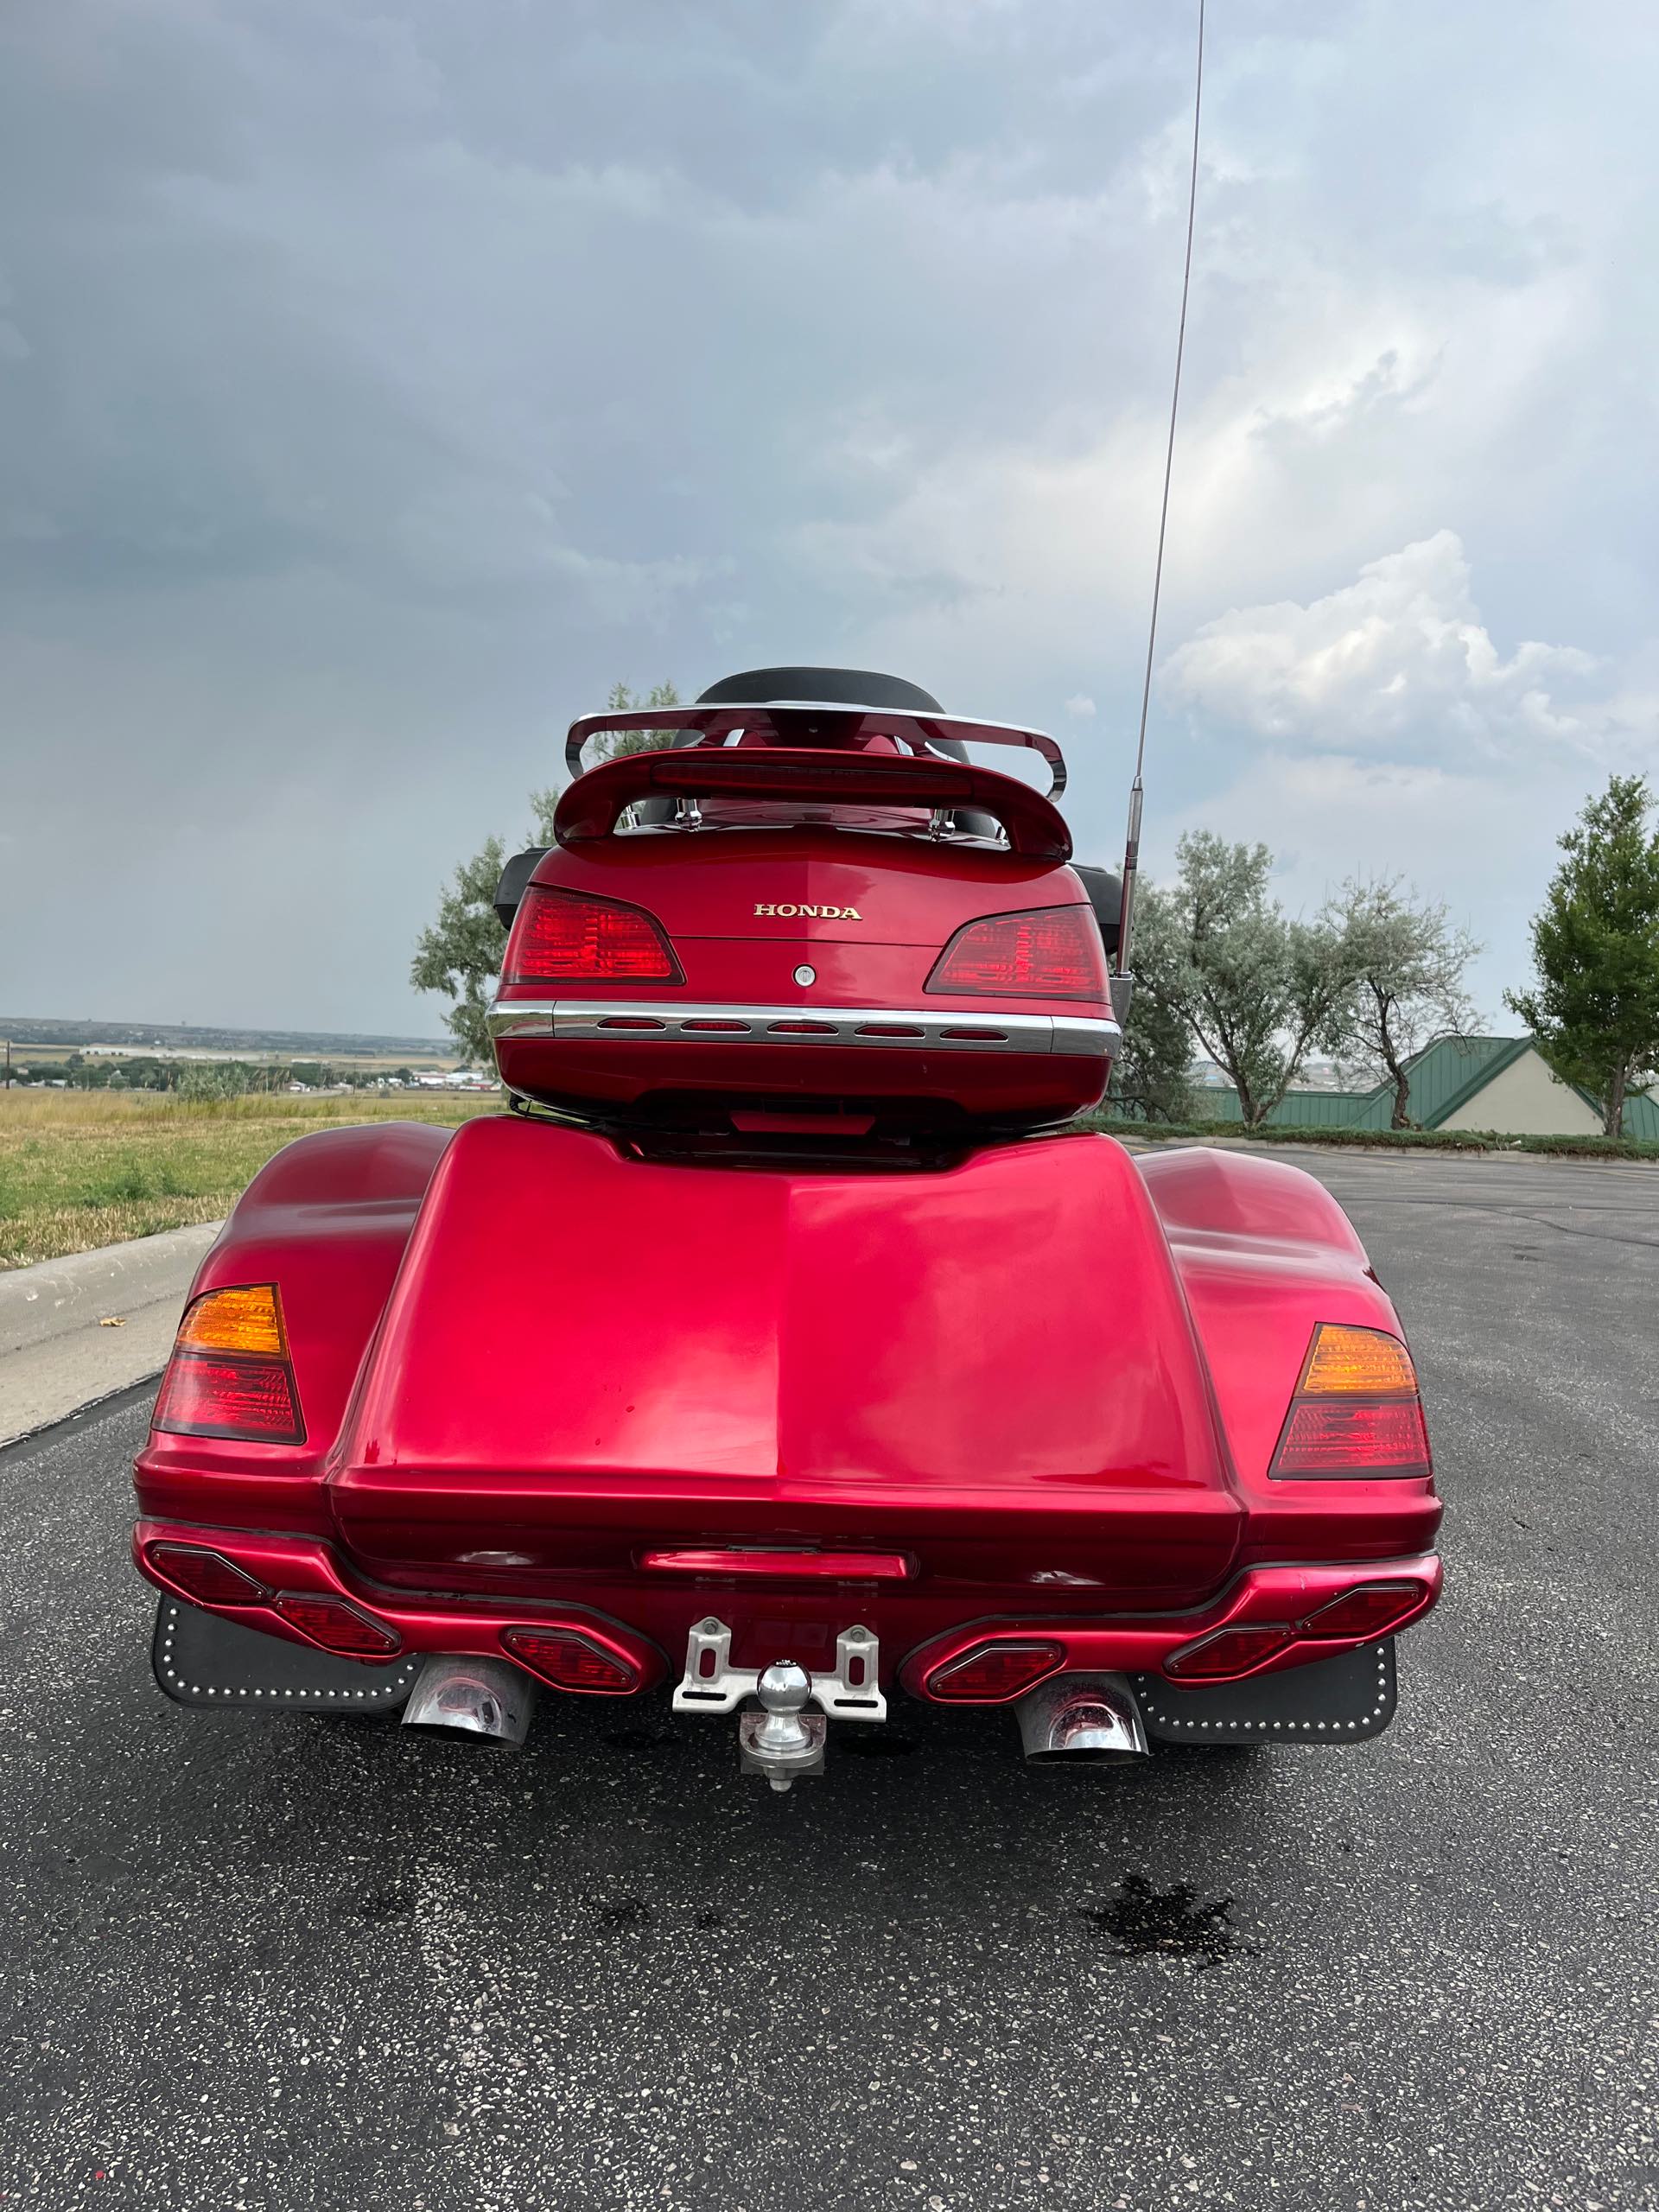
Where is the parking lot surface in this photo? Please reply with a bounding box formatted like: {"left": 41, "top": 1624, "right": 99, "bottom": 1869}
{"left": 1, "top": 1147, "right": 1656, "bottom": 2209}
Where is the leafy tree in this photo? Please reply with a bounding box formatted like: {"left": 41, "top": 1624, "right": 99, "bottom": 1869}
{"left": 1136, "top": 831, "right": 1353, "bottom": 1128}
{"left": 1107, "top": 885, "right": 1194, "bottom": 1122}
{"left": 412, "top": 682, "right": 681, "bottom": 1065}
{"left": 1321, "top": 877, "right": 1480, "bottom": 1128}
{"left": 1505, "top": 775, "right": 1659, "bottom": 1137}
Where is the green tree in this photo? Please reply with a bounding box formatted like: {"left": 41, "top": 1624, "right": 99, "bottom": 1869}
{"left": 1107, "top": 885, "right": 1194, "bottom": 1122}
{"left": 412, "top": 682, "right": 681, "bottom": 1065}
{"left": 1321, "top": 877, "right": 1480, "bottom": 1128}
{"left": 1505, "top": 775, "right": 1659, "bottom": 1137}
{"left": 1138, "top": 831, "right": 1353, "bottom": 1128}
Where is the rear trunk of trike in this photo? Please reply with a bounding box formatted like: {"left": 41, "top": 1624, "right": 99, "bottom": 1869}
{"left": 132, "top": 674, "right": 1443, "bottom": 1779}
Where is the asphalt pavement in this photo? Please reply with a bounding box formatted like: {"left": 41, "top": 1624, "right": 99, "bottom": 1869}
{"left": 1, "top": 1147, "right": 1655, "bottom": 2210}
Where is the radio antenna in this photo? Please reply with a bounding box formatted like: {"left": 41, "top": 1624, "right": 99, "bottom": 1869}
{"left": 1116, "top": 0, "right": 1205, "bottom": 982}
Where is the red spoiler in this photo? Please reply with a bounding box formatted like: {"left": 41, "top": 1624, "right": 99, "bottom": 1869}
{"left": 553, "top": 747, "right": 1072, "bottom": 860}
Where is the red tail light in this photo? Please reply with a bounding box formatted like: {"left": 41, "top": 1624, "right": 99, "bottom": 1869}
{"left": 145, "top": 1543, "right": 272, "bottom": 1605}
{"left": 503, "top": 1626, "right": 639, "bottom": 1694}
{"left": 1298, "top": 1580, "right": 1430, "bottom": 1640}
{"left": 155, "top": 1357, "right": 302, "bottom": 1443}
{"left": 153, "top": 1286, "right": 304, "bottom": 1444}
{"left": 1164, "top": 1624, "right": 1293, "bottom": 1680}
{"left": 925, "top": 1639, "right": 1064, "bottom": 1702}
{"left": 271, "top": 1594, "right": 401, "bottom": 1656}
{"left": 926, "top": 905, "right": 1105, "bottom": 1000}
{"left": 502, "top": 887, "right": 681, "bottom": 985}
{"left": 1268, "top": 1323, "right": 1432, "bottom": 1480}
{"left": 638, "top": 1547, "right": 912, "bottom": 1580}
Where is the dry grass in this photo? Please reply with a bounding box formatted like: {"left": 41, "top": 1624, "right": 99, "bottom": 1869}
{"left": 0, "top": 1090, "right": 499, "bottom": 1269}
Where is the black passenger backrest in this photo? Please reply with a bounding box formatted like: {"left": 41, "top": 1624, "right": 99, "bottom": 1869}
{"left": 1071, "top": 866, "right": 1122, "bottom": 961}
{"left": 494, "top": 847, "right": 549, "bottom": 931}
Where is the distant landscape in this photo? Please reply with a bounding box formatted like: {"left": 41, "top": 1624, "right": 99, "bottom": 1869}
{"left": 0, "top": 1016, "right": 457, "bottom": 1062}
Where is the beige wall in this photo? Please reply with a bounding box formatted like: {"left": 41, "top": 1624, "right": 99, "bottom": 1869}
{"left": 1440, "top": 1046, "right": 1602, "bottom": 1135}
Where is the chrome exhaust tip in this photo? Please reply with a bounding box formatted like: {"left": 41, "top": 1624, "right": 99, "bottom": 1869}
{"left": 1016, "top": 1672, "right": 1148, "bottom": 1764}
{"left": 401, "top": 1655, "right": 537, "bottom": 1746}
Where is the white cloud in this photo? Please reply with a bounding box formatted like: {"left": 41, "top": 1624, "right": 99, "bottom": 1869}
{"left": 1063, "top": 693, "right": 1096, "bottom": 718}
{"left": 1161, "top": 531, "right": 1605, "bottom": 757}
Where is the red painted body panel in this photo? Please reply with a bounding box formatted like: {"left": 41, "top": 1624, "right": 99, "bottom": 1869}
{"left": 133, "top": 1116, "right": 1442, "bottom": 1696}
{"left": 329, "top": 1119, "right": 1237, "bottom": 1607}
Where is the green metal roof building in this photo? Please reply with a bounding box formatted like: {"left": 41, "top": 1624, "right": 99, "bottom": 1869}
{"left": 1197, "top": 1035, "right": 1659, "bottom": 1139}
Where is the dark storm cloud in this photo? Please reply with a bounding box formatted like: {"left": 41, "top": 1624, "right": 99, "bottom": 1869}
{"left": 1, "top": 0, "right": 1655, "bottom": 1030}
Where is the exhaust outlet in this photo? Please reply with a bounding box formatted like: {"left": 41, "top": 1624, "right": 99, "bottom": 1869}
{"left": 402, "top": 1655, "right": 537, "bottom": 1746}
{"left": 1017, "top": 1672, "right": 1148, "bottom": 1764}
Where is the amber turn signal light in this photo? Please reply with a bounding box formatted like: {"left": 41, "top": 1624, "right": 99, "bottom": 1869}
{"left": 176, "top": 1283, "right": 288, "bottom": 1358}
{"left": 153, "top": 1282, "right": 305, "bottom": 1445}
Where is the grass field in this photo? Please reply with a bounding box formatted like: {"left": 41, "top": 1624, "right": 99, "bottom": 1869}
{"left": 0, "top": 1090, "right": 499, "bottom": 1269}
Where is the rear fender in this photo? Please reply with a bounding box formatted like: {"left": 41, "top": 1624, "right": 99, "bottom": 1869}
{"left": 1136, "top": 1147, "right": 1442, "bottom": 1563}
{"left": 132, "top": 1121, "right": 454, "bottom": 1530}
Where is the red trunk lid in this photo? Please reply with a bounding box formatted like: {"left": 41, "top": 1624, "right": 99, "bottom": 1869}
{"left": 327, "top": 1119, "right": 1240, "bottom": 1608}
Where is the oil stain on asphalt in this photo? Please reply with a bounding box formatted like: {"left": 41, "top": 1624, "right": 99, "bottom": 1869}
{"left": 1080, "top": 1872, "right": 1249, "bottom": 1965}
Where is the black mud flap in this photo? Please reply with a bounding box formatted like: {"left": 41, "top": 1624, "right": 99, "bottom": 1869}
{"left": 151, "top": 1598, "right": 423, "bottom": 1714}
{"left": 1130, "top": 1639, "right": 1396, "bottom": 1745}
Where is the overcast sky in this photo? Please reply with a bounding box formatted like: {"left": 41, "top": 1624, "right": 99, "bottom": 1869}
{"left": 2, "top": 0, "right": 1655, "bottom": 1036}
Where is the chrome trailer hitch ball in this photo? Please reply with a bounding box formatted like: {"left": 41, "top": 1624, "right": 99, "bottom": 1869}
{"left": 739, "top": 1660, "right": 827, "bottom": 1792}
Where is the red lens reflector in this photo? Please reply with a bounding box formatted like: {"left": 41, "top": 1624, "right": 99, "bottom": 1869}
{"left": 925, "top": 1639, "right": 1064, "bottom": 1702}
{"left": 271, "top": 1594, "right": 401, "bottom": 1656}
{"left": 1164, "top": 1624, "right": 1293, "bottom": 1681}
{"left": 1299, "top": 1580, "right": 1428, "bottom": 1640}
{"left": 927, "top": 905, "right": 1105, "bottom": 1001}
{"left": 154, "top": 1354, "right": 303, "bottom": 1444}
{"left": 503, "top": 1627, "right": 639, "bottom": 1694}
{"left": 503, "top": 887, "right": 681, "bottom": 984}
{"left": 146, "top": 1543, "right": 271, "bottom": 1605}
{"left": 638, "top": 1547, "right": 911, "bottom": 1580}
{"left": 1270, "top": 1398, "right": 1431, "bottom": 1479}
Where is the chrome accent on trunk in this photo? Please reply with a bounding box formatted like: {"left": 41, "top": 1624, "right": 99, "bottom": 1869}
{"left": 1016, "top": 1672, "right": 1148, "bottom": 1763}
{"left": 401, "top": 1655, "right": 537, "bottom": 1746}
{"left": 488, "top": 999, "right": 1118, "bottom": 1059}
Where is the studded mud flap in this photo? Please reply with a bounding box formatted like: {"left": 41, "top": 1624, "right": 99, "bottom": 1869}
{"left": 151, "top": 1598, "right": 423, "bottom": 1714}
{"left": 1130, "top": 1640, "right": 1396, "bottom": 1745}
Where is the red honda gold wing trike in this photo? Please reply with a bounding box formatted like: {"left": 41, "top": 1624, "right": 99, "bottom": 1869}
{"left": 133, "top": 669, "right": 1442, "bottom": 1789}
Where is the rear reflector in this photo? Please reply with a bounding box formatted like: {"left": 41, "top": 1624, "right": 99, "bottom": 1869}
{"left": 146, "top": 1542, "right": 271, "bottom": 1605}
{"left": 925, "top": 1640, "right": 1064, "bottom": 1703}
{"left": 927, "top": 905, "right": 1105, "bottom": 1001}
{"left": 154, "top": 1353, "right": 303, "bottom": 1445}
{"left": 503, "top": 1627, "right": 639, "bottom": 1694}
{"left": 502, "top": 887, "right": 682, "bottom": 985}
{"left": 271, "top": 1594, "right": 401, "bottom": 1656}
{"left": 639, "top": 1547, "right": 912, "bottom": 1580}
{"left": 1298, "top": 1580, "right": 1429, "bottom": 1640}
{"left": 1164, "top": 1624, "right": 1294, "bottom": 1681}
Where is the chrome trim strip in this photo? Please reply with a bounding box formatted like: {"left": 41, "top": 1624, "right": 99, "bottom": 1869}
{"left": 487, "top": 999, "right": 1119, "bottom": 1058}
